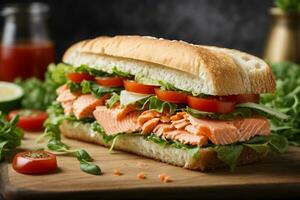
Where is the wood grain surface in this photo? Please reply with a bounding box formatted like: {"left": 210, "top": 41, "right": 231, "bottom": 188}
{"left": 1, "top": 133, "right": 300, "bottom": 200}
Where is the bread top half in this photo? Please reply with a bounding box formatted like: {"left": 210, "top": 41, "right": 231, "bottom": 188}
{"left": 63, "top": 35, "right": 276, "bottom": 96}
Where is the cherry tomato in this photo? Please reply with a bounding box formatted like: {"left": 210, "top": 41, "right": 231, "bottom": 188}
{"left": 154, "top": 88, "right": 187, "bottom": 104}
{"left": 219, "top": 94, "right": 260, "bottom": 103}
{"left": 187, "top": 96, "right": 235, "bottom": 113}
{"left": 8, "top": 109, "right": 48, "bottom": 132}
{"left": 123, "top": 80, "right": 156, "bottom": 94}
{"left": 13, "top": 150, "right": 57, "bottom": 174}
{"left": 67, "top": 72, "right": 94, "bottom": 83}
{"left": 96, "top": 76, "right": 124, "bottom": 87}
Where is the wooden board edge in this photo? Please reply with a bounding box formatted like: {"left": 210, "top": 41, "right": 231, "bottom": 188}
{"left": 1, "top": 161, "right": 300, "bottom": 200}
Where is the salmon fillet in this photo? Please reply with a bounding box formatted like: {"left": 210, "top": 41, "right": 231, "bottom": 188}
{"left": 56, "top": 84, "right": 80, "bottom": 102}
{"left": 162, "top": 130, "right": 208, "bottom": 146}
{"left": 73, "top": 94, "right": 110, "bottom": 119}
{"left": 93, "top": 106, "right": 141, "bottom": 135}
{"left": 187, "top": 115, "right": 271, "bottom": 145}
{"left": 141, "top": 118, "right": 160, "bottom": 134}
{"left": 61, "top": 101, "right": 73, "bottom": 116}
{"left": 56, "top": 84, "right": 81, "bottom": 116}
{"left": 113, "top": 104, "right": 136, "bottom": 120}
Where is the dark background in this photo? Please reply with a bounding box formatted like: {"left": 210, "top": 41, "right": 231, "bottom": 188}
{"left": 0, "top": 0, "right": 274, "bottom": 60}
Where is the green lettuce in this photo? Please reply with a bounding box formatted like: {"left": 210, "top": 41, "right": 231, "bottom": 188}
{"left": 261, "top": 62, "right": 300, "bottom": 146}
{"left": 15, "top": 63, "right": 73, "bottom": 110}
{"left": 0, "top": 112, "right": 23, "bottom": 161}
{"left": 137, "top": 96, "right": 179, "bottom": 114}
{"left": 106, "top": 93, "right": 120, "bottom": 108}
{"left": 78, "top": 80, "right": 122, "bottom": 98}
{"left": 186, "top": 106, "right": 253, "bottom": 120}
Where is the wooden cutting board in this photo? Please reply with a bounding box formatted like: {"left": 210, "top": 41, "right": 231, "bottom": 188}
{"left": 1, "top": 133, "right": 300, "bottom": 200}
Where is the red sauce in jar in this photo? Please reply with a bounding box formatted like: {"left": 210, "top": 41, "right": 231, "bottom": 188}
{"left": 0, "top": 42, "right": 55, "bottom": 81}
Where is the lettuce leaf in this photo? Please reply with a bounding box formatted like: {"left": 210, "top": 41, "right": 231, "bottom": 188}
{"left": 15, "top": 63, "right": 73, "bottom": 110}
{"left": 135, "top": 74, "right": 160, "bottom": 86}
{"left": 0, "top": 112, "right": 23, "bottom": 161}
{"left": 185, "top": 106, "right": 253, "bottom": 120}
{"left": 111, "top": 67, "right": 132, "bottom": 78}
{"left": 80, "top": 80, "right": 122, "bottom": 98}
{"left": 261, "top": 62, "right": 300, "bottom": 146}
{"left": 214, "top": 145, "right": 243, "bottom": 171}
{"left": 236, "top": 102, "right": 289, "bottom": 121}
{"left": 75, "top": 65, "right": 109, "bottom": 77}
{"left": 106, "top": 93, "right": 120, "bottom": 108}
{"left": 137, "top": 96, "right": 179, "bottom": 114}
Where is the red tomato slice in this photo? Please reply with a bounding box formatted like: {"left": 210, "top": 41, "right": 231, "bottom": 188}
{"left": 67, "top": 72, "right": 94, "bottom": 83}
{"left": 8, "top": 109, "right": 48, "bottom": 132}
{"left": 219, "top": 94, "right": 260, "bottom": 103}
{"left": 155, "top": 88, "right": 187, "bottom": 104}
{"left": 13, "top": 151, "right": 57, "bottom": 174}
{"left": 187, "top": 96, "right": 235, "bottom": 113}
{"left": 123, "top": 80, "right": 156, "bottom": 94}
{"left": 96, "top": 76, "right": 124, "bottom": 87}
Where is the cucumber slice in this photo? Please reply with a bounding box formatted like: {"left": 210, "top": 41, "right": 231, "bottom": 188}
{"left": 0, "top": 81, "right": 24, "bottom": 113}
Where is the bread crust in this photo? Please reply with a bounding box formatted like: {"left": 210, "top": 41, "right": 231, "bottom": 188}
{"left": 63, "top": 35, "right": 275, "bottom": 95}
{"left": 60, "top": 120, "right": 268, "bottom": 171}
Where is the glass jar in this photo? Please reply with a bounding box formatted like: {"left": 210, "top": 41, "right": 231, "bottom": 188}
{"left": 0, "top": 3, "right": 55, "bottom": 81}
{"left": 264, "top": 8, "right": 300, "bottom": 63}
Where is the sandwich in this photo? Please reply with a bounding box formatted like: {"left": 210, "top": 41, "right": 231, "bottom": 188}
{"left": 48, "top": 35, "right": 288, "bottom": 171}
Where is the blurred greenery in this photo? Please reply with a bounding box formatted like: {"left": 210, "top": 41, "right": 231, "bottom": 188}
{"left": 261, "top": 62, "right": 300, "bottom": 146}
{"left": 275, "top": 0, "right": 300, "bottom": 13}
{"left": 15, "top": 63, "right": 73, "bottom": 110}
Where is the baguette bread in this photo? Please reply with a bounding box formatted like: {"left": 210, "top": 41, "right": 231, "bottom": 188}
{"left": 63, "top": 35, "right": 275, "bottom": 95}
{"left": 60, "top": 120, "right": 268, "bottom": 171}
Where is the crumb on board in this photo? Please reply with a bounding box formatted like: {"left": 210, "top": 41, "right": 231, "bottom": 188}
{"left": 136, "top": 162, "right": 147, "bottom": 168}
{"left": 159, "top": 174, "right": 171, "bottom": 183}
{"left": 113, "top": 169, "right": 122, "bottom": 176}
{"left": 137, "top": 172, "right": 146, "bottom": 180}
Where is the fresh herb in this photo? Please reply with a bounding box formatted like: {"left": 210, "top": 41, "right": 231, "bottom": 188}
{"left": 275, "top": 0, "right": 300, "bottom": 13}
{"left": 106, "top": 93, "right": 120, "bottom": 108}
{"left": 261, "top": 62, "right": 300, "bottom": 146}
{"left": 15, "top": 63, "right": 73, "bottom": 110}
{"left": 40, "top": 102, "right": 101, "bottom": 175}
{"left": 0, "top": 112, "right": 23, "bottom": 161}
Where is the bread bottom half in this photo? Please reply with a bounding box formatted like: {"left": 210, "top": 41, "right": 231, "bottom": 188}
{"left": 60, "top": 120, "right": 268, "bottom": 171}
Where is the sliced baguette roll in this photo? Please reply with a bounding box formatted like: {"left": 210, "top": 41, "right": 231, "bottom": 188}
{"left": 60, "top": 120, "right": 268, "bottom": 171}
{"left": 63, "top": 35, "right": 275, "bottom": 95}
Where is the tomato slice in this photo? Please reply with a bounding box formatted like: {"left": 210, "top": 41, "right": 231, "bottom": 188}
{"left": 96, "top": 76, "right": 124, "bottom": 87}
{"left": 67, "top": 72, "right": 94, "bottom": 83}
{"left": 123, "top": 80, "right": 156, "bottom": 94}
{"left": 187, "top": 96, "right": 235, "bottom": 113}
{"left": 13, "top": 150, "right": 57, "bottom": 174}
{"left": 8, "top": 109, "right": 48, "bottom": 132}
{"left": 219, "top": 94, "right": 260, "bottom": 103}
{"left": 155, "top": 88, "right": 187, "bottom": 104}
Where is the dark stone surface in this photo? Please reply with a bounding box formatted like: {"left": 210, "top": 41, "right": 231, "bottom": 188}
{"left": 0, "top": 0, "right": 274, "bottom": 60}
